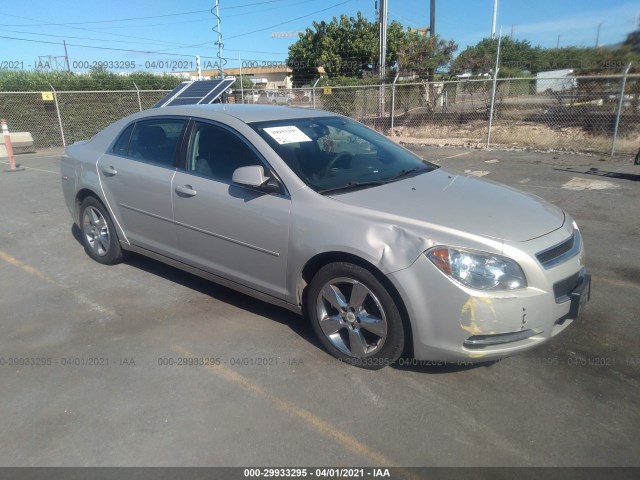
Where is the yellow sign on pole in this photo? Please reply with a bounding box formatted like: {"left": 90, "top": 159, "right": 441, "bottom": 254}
{"left": 41, "top": 92, "right": 54, "bottom": 101}
{"left": 323, "top": 87, "right": 332, "bottom": 95}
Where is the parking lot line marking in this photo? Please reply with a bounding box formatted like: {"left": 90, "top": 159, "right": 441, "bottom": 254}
{"left": 18, "top": 154, "right": 62, "bottom": 159}
{"left": 441, "top": 152, "right": 471, "bottom": 160}
{"left": 596, "top": 277, "right": 640, "bottom": 291}
{"left": 0, "top": 249, "right": 118, "bottom": 318}
{"left": 0, "top": 160, "right": 58, "bottom": 175}
{"left": 0, "top": 250, "right": 53, "bottom": 283}
{"left": 172, "top": 344, "right": 400, "bottom": 467}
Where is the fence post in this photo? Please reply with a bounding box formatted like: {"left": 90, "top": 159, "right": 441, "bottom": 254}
{"left": 610, "top": 63, "right": 632, "bottom": 157}
{"left": 132, "top": 81, "right": 142, "bottom": 111}
{"left": 486, "top": 29, "right": 502, "bottom": 148}
{"left": 390, "top": 72, "right": 400, "bottom": 136}
{"left": 312, "top": 77, "right": 321, "bottom": 109}
{"left": 48, "top": 83, "right": 66, "bottom": 147}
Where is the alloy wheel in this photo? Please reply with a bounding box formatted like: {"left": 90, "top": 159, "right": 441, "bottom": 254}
{"left": 82, "top": 206, "right": 110, "bottom": 256}
{"left": 315, "top": 277, "right": 388, "bottom": 357}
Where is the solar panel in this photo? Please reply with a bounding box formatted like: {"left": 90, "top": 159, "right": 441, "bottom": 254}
{"left": 153, "top": 78, "right": 236, "bottom": 108}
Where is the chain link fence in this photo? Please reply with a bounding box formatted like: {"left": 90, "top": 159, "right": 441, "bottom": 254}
{"left": 236, "top": 73, "right": 639, "bottom": 155}
{"left": 1, "top": 73, "right": 638, "bottom": 155}
{"left": 0, "top": 89, "right": 169, "bottom": 148}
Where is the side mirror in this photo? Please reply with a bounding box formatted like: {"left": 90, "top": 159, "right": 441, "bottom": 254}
{"left": 232, "top": 165, "right": 281, "bottom": 193}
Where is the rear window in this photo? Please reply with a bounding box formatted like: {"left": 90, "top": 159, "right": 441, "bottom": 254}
{"left": 116, "top": 118, "right": 186, "bottom": 166}
{"left": 111, "top": 123, "right": 134, "bottom": 156}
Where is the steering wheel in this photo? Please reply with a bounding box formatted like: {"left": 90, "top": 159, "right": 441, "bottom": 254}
{"left": 319, "top": 152, "right": 353, "bottom": 178}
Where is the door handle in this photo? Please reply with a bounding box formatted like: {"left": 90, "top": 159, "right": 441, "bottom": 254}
{"left": 101, "top": 166, "right": 118, "bottom": 176}
{"left": 175, "top": 184, "right": 197, "bottom": 197}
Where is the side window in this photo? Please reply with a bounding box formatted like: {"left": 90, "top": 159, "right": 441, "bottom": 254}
{"left": 128, "top": 118, "right": 186, "bottom": 166}
{"left": 112, "top": 123, "right": 134, "bottom": 156}
{"left": 187, "top": 122, "right": 263, "bottom": 181}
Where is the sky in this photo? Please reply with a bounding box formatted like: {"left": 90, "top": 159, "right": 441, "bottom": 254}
{"left": 1, "top": 0, "right": 638, "bottom": 73}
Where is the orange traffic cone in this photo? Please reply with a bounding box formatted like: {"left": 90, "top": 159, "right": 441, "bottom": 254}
{"left": 2, "top": 119, "right": 25, "bottom": 173}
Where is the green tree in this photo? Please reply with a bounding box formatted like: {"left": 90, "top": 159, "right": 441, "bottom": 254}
{"left": 396, "top": 32, "right": 458, "bottom": 78}
{"left": 232, "top": 75, "right": 255, "bottom": 91}
{"left": 287, "top": 12, "right": 456, "bottom": 85}
{"left": 451, "top": 37, "right": 542, "bottom": 76}
{"left": 453, "top": 35, "right": 640, "bottom": 77}
{"left": 0, "top": 68, "right": 183, "bottom": 92}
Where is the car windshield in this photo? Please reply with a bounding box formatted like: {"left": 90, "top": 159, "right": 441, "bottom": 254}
{"left": 251, "top": 116, "right": 437, "bottom": 193}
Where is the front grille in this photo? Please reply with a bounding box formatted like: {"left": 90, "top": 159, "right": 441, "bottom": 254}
{"left": 553, "top": 270, "right": 584, "bottom": 303}
{"left": 536, "top": 230, "right": 580, "bottom": 268}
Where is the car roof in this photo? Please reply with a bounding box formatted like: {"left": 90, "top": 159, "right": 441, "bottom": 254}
{"left": 140, "top": 104, "right": 337, "bottom": 124}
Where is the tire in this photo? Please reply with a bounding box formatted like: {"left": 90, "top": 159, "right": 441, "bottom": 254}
{"left": 307, "top": 262, "right": 405, "bottom": 369}
{"left": 79, "top": 196, "right": 126, "bottom": 265}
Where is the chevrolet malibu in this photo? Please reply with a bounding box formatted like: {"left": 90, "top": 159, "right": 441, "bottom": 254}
{"left": 61, "top": 105, "right": 590, "bottom": 369}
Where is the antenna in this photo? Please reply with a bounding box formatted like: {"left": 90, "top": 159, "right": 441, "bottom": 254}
{"left": 212, "top": 0, "right": 225, "bottom": 78}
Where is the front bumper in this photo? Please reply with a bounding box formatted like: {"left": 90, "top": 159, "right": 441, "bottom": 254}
{"left": 387, "top": 233, "right": 589, "bottom": 363}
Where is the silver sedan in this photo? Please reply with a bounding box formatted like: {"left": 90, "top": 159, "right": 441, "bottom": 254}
{"left": 61, "top": 105, "right": 590, "bottom": 369}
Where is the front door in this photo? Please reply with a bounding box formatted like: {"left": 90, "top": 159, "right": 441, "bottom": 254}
{"left": 171, "top": 121, "right": 291, "bottom": 300}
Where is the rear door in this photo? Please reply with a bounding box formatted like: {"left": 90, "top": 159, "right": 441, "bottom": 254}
{"left": 97, "top": 117, "right": 187, "bottom": 257}
{"left": 171, "top": 120, "right": 291, "bottom": 299}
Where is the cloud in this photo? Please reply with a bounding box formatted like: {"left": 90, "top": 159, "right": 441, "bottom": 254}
{"left": 510, "top": 2, "right": 637, "bottom": 37}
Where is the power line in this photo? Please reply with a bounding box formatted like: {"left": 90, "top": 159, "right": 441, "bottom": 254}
{"left": 0, "top": 29, "right": 187, "bottom": 48}
{"left": 147, "top": 0, "right": 354, "bottom": 54}
{"left": 0, "top": 34, "right": 198, "bottom": 57}
{"left": 225, "top": 0, "right": 356, "bottom": 40}
{"left": 0, "top": 12, "right": 199, "bottom": 49}
{"left": 0, "top": 10, "right": 209, "bottom": 27}
{"left": 222, "top": 0, "right": 303, "bottom": 10}
{"left": 63, "top": 0, "right": 318, "bottom": 31}
{"left": 1, "top": 0, "right": 324, "bottom": 55}
{"left": 0, "top": 32, "right": 296, "bottom": 63}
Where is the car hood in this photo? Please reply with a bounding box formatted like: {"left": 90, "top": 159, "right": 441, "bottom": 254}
{"left": 329, "top": 168, "right": 565, "bottom": 242}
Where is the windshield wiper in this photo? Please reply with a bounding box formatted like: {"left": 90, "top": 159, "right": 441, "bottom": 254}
{"left": 317, "top": 180, "right": 387, "bottom": 194}
{"left": 386, "top": 167, "right": 429, "bottom": 182}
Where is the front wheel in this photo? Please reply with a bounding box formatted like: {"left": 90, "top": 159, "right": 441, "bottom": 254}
{"left": 79, "top": 196, "right": 126, "bottom": 265}
{"left": 307, "top": 262, "right": 405, "bottom": 369}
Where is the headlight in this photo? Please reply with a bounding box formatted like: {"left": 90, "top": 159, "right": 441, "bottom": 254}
{"left": 426, "top": 247, "right": 527, "bottom": 290}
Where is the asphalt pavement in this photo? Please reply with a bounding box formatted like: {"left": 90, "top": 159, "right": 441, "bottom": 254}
{"left": 0, "top": 146, "right": 638, "bottom": 467}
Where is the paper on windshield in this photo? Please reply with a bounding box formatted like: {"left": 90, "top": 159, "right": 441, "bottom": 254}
{"left": 263, "top": 126, "right": 312, "bottom": 145}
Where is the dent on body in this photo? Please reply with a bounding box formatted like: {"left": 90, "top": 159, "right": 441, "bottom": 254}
{"left": 365, "top": 224, "right": 431, "bottom": 272}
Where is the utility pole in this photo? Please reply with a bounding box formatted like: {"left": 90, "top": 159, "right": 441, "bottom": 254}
{"left": 378, "top": 0, "right": 387, "bottom": 81}
{"left": 510, "top": 24, "right": 514, "bottom": 39}
{"left": 428, "top": 0, "right": 435, "bottom": 84}
{"left": 378, "top": 0, "right": 388, "bottom": 117}
{"left": 595, "top": 22, "right": 603, "bottom": 48}
{"left": 491, "top": 0, "right": 498, "bottom": 38}
{"left": 63, "top": 40, "right": 70, "bottom": 71}
{"left": 556, "top": 35, "right": 560, "bottom": 49}
{"left": 430, "top": 0, "right": 435, "bottom": 39}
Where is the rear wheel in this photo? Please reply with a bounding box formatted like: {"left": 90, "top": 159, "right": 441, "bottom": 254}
{"left": 79, "top": 196, "right": 126, "bottom": 265}
{"left": 307, "top": 262, "right": 404, "bottom": 369}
